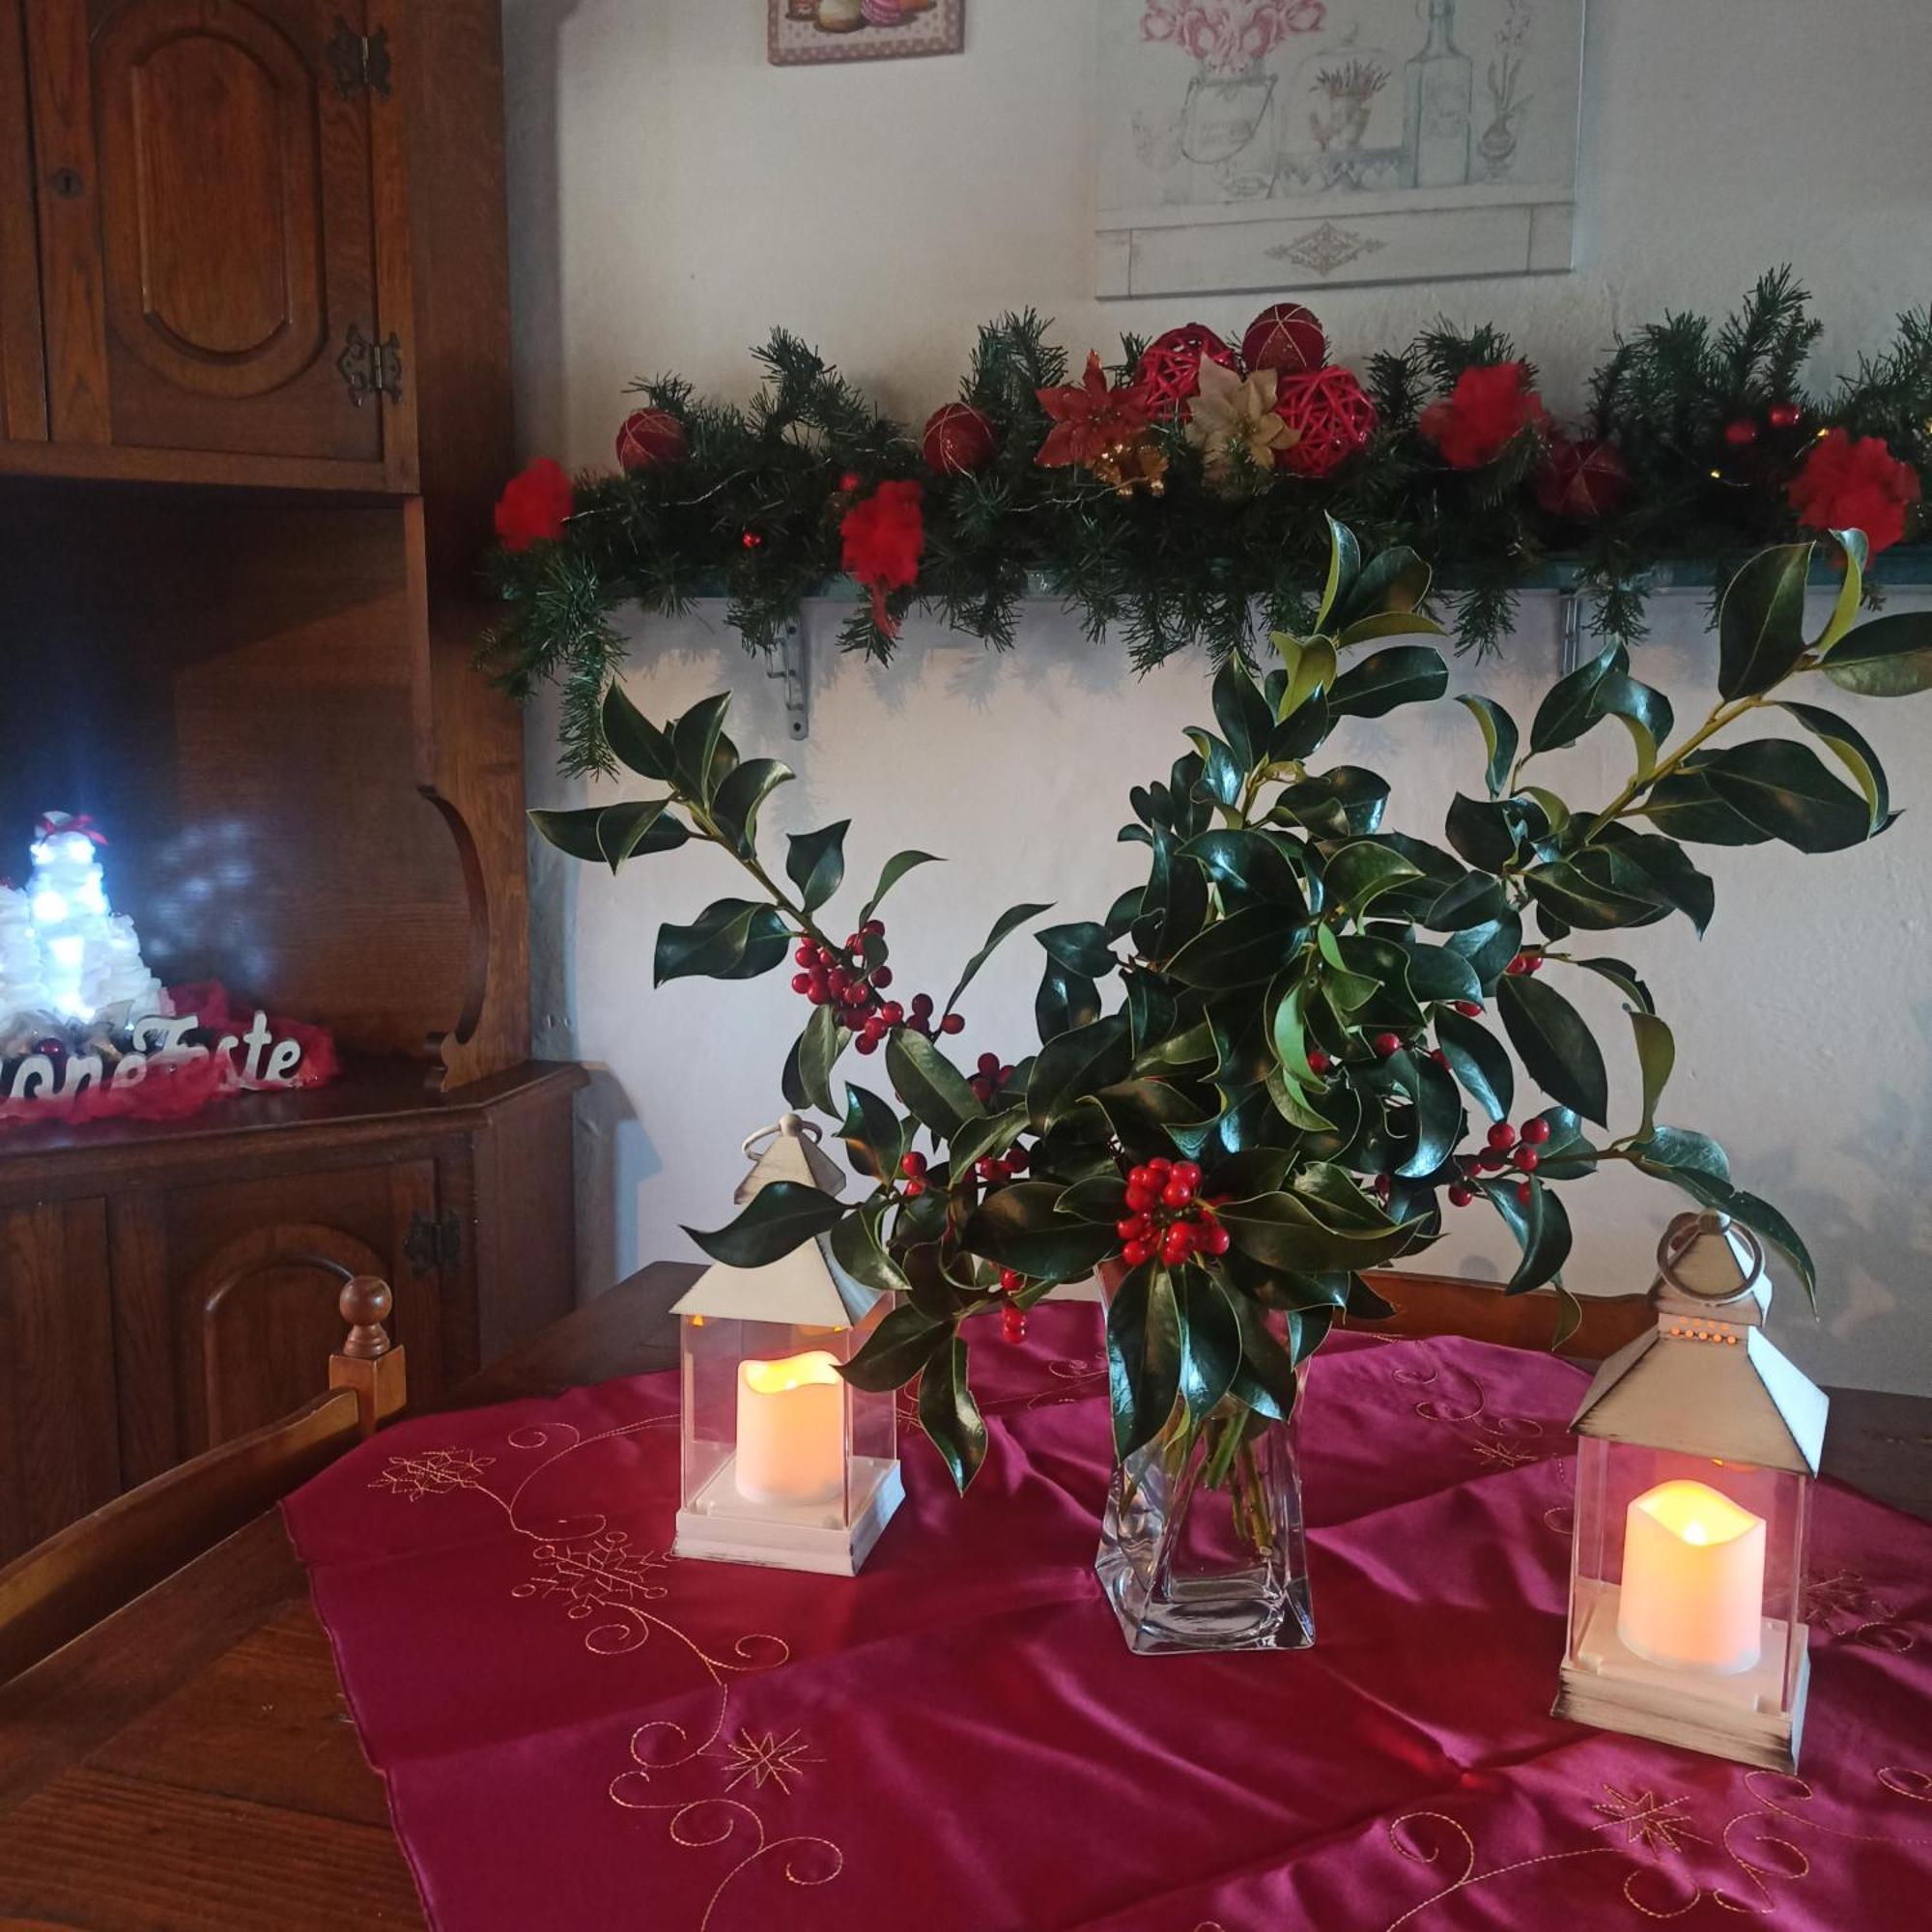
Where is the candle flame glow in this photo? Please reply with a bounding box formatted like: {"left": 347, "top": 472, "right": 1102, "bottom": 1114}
{"left": 741, "top": 1349, "right": 841, "bottom": 1396}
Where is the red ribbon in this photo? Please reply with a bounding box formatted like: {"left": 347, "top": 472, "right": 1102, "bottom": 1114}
{"left": 36, "top": 812, "right": 107, "bottom": 846}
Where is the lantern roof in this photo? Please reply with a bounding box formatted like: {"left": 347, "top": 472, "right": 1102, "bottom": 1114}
{"left": 673, "top": 1116, "right": 879, "bottom": 1328}
{"left": 1571, "top": 1212, "right": 1827, "bottom": 1475}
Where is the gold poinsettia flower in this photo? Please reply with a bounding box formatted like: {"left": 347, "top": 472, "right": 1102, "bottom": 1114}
{"left": 1184, "top": 359, "right": 1297, "bottom": 492}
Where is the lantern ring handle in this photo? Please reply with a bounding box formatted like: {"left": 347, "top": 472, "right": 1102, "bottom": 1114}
{"left": 743, "top": 1113, "right": 824, "bottom": 1158}
{"left": 1655, "top": 1210, "right": 1765, "bottom": 1302}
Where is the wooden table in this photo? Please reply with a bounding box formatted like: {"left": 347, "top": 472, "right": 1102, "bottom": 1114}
{"left": 1, "top": 1263, "right": 1927, "bottom": 1931}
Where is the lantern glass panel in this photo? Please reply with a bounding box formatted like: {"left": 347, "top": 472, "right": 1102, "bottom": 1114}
{"left": 1565, "top": 1436, "right": 1810, "bottom": 1720}
{"left": 678, "top": 1304, "right": 897, "bottom": 1533}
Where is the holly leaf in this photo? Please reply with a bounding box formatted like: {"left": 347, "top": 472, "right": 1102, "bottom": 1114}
{"left": 1630, "top": 1009, "right": 1675, "bottom": 1144}
{"left": 945, "top": 901, "right": 1054, "bottom": 1013}
{"left": 1530, "top": 642, "right": 1622, "bottom": 753}
{"left": 669, "top": 693, "right": 734, "bottom": 802}
{"left": 1037, "top": 922, "right": 1118, "bottom": 979}
{"left": 1105, "top": 1262, "right": 1182, "bottom": 1459}
{"left": 963, "top": 1180, "right": 1121, "bottom": 1283}
{"left": 1435, "top": 1005, "right": 1513, "bottom": 1122}
{"left": 839, "top": 1082, "right": 905, "bottom": 1180}
{"left": 1176, "top": 1267, "right": 1241, "bottom": 1421}
{"left": 1314, "top": 514, "right": 1362, "bottom": 630}
{"left": 1166, "top": 905, "right": 1307, "bottom": 989}
{"left": 655, "top": 899, "right": 790, "bottom": 984}
{"left": 684, "top": 1180, "right": 845, "bottom": 1267}
{"left": 1719, "top": 542, "right": 1813, "bottom": 699}
{"left": 1483, "top": 1179, "right": 1574, "bottom": 1293}
{"left": 918, "top": 1337, "right": 988, "bottom": 1492}
{"left": 859, "top": 849, "right": 942, "bottom": 925}
{"left": 1212, "top": 658, "right": 1275, "bottom": 773}
{"left": 1327, "top": 645, "right": 1449, "bottom": 721}
{"left": 786, "top": 820, "right": 849, "bottom": 913}
{"left": 710, "top": 759, "right": 794, "bottom": 857}
{"left": 1457, "top": 694, "right": 1519, "bottom": 799}
{"left": 794, "top": 999, "right": 846, "bottom": 1116}
{"left": 840, "top": 1302, "right": 947, "bottom": 1393}
{"left": 1777, "top": 702, "right": 1890, "bottom": 833}
{"left": 1497, "top": 973, "right": 1609, "bottom": 1124}
{"left": 886, "top": 1029, "right": 982, "bottom": 1135}
{"left": 603, "top": 685, "right": 677, "bottom": 781}
{"left": 1027, "top": 1013, "right": 1132, "bottom": 1129}
{"left": 1821, "top": 610, "right": 1932, "bottom": 696}
{"left": 1702, "top": 740, "right": 1875, "bottom": 852}
{"left": 1323, "top": 841, "right": 1423, "bottom": 922}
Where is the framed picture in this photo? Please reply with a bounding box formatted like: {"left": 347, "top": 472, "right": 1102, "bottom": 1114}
{"left": 769, "top": 0, "right": 965, "bottom": 67}
{"left": 1097, "top": 0, "right": 1585, "bottom": 297}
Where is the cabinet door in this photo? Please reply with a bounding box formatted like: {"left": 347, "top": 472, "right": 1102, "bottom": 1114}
{"left": 0, "top": 1201, "right": 120, "bottom": 1561}
{"left": 0, "top": 0, "right": 48, "bottom": 440}
{"left": 25, "top": 0, "right": 403, "bottom": 467}
{"left": 168, "top": 1157, "right": 444, "bottom": 1450}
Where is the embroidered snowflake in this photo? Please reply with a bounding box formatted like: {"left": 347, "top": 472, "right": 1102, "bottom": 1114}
{"left": 721, "top": 1727, "right": 820, "bottom": 1797}
{"left": 370, "top": 1446, "right": 497, "bottom": 1502}
{"left": 1471, "top": 1433, "right": 1539, "bottom": 1470}
{"left": 1591, "top": 1784, "right": 1706, "bottom": 1857}
{"left": 514, "top": 1531, "right": 668, "bottom": 1618}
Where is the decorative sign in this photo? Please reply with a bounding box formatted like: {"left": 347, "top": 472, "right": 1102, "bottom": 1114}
{"left": 1096, "top": 0, "right": 1585, "bottom": 297}
{"left": 2, "top": 1002, "right": 312, "bottom": 1109}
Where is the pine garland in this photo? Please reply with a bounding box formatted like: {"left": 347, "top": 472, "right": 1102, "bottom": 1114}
{"left": 483, "top": 273, "right": 1932, "bottom": 776}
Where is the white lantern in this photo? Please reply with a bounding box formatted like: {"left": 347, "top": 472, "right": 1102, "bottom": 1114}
{"left": 1554, "top": 1210, "right": 1827, "bottom": 1771}
{"left": 672, "top": 1115, "right": 904, "bottom": 1577}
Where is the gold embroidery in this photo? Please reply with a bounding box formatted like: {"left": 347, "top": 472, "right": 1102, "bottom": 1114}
{"left": 1802, "top": 1568, "right": 1918, "bottom": 1654}
{"left": 1592, "top": 1786, "right": 1707, "bottom": 1855}
{"left": 369, "top": 1404, "right": 845, "bottom": 1928}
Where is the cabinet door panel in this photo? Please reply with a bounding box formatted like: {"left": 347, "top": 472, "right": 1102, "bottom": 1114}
{"left": 170, "top": 1158, "right": 442, "bottom": 1450}
{"left": 25, "top": 0, "right": 400, "bottom": 465}
{"left": 0, "top": 0, "right": 49, "bottom": 440}
{"left": 0, "top": 1201, "right": 120, "bottom": 1561}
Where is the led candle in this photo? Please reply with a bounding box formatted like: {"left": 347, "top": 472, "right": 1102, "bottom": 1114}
{"left": 734, "top": 1350, "right": 845, "bottom": 1507}
{"left": 1617, "top": 1479, "right": 1767, "bottom": 1675}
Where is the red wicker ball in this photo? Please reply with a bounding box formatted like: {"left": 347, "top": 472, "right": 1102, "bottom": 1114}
{"left": 1534, "top": 436, "right": 1631, "bottom": 522}
{"left": 1241, "top": 302, "right": 1326, "bottom": 377}
{"left": 922, "top": 402, "right": 999, "bottom": 475}
{"left": 1273, "top": 367, "right": 1378, "bottom": 478}
{"left": 1136, "top": 324, "right": 1238, "bottom": 419}
{"left": 615, "top": 409, "right": 689, "bottom": 472}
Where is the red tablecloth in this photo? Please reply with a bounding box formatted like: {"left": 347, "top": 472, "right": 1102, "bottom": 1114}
{"left": 283, "top": 1303, "right": 1932, "bottom": 1931}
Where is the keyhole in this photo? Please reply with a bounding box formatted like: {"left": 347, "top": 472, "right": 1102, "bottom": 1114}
{"left": 50, "top": 167, "right": 84, "bottom": 199}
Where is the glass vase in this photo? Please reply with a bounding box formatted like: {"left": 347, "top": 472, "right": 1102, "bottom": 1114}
{"left": 1094, "top": 1385, "right": 1314, "bottom": 1656}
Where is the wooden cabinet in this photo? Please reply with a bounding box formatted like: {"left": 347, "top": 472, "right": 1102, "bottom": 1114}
{"left": 0, "top": 0, "right": 46, "bottom": 440}
{"left": 0, "top": 1062, "right": 586, "bottom": 1560}
{"left": 4, "top": 0, "right": 434, "bottom": 490}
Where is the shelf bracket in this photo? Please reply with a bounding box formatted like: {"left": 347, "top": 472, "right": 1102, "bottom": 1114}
{"left": 769, "top": 621, "right": 810, "bottom": 740}
{"left": 1557, "top": 590, "right": 1588, "bottom": 677}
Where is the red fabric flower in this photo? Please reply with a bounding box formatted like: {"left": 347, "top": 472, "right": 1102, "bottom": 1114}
{"left": 1786, "top": 429, "right": 1921, "bottom": 556}
{"left": 840, "top": 479, "right": 925, "bottom": 637}
{"left": 494, "top": 458, "right": 575, "bottom": 552}
{"left": 1419, "top": 362, "right": 1549, "bottom": 470}
{"left": 1036, "top": 353, "right": 1153, "bottom": 469}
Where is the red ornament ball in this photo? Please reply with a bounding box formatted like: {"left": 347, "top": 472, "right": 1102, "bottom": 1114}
{"left": 1534, "top": 435, "right": 1632, "bottom": 522}
{"left": 1274, "top": 366, "right": 1378, "bottom": 479}
{"left": 1241, "top": 302, "right": 1326, "bottom": 377}
{"left": 1136, "top": 323, "right": 1237, "bottom": 419}
{"left": 1723, "top": 417, "right": 1760, "bottom": 449}
{"left": 741, "top": 530, "right": 763, "bottom": 550}
{"left": 614, "top": 408, "right": 689, "bottom": 472}
{"left": 1768, "top": 400, "right": 1804, "bottom": 431}
{"left": 922, "top": 402, "right": 998, "bottom": 475}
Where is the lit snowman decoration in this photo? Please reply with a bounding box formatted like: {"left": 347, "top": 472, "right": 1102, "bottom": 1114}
{"left": 24, "top": 812, "right": 163, "bottom": 1024}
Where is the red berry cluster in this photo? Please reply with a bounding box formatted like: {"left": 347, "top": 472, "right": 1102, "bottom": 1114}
{"left": 1116, "top": 1159, "right": 1231, "bottom": 1268}
{"left": 998, "top": 1266, "right": 1027, "bottom": 1344}
{"left": 1446, "top": 1116, "right": 1551, "bottom": 1208}
{"left": 1503, "top": 951, "right": 1546, "bottom": 977}
{"left": 789, "top": 919, "right": 965, "bottom": 1055}
{"left": 969, "top": 1051, "right": 1012, "bottom": 1106}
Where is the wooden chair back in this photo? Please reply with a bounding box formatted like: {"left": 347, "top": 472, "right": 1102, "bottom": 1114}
{"left": 0, "top": 1275, "right": 406, "bottom": 1687}
{"left": 1346, "top": 1269, "right": 1653, "bottom": 1362}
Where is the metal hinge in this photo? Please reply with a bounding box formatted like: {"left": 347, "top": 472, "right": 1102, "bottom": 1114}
{"left": 327, "top": 18, "right": 392, "bottom": 100}
{"left": 404, "top": 1209, "right": 462, "bottom": 1277}
{"left": 336, "top": 324, "right": 405, "bottom": 407}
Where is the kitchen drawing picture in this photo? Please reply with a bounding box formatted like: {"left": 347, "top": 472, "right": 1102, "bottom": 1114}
{"left": 1098, "top": 0, "right": 1585, "bottom": 297}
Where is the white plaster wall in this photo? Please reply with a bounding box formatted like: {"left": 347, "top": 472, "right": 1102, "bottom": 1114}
{"left": 504, "top": 0, "right": 1932, "bottom": 1393}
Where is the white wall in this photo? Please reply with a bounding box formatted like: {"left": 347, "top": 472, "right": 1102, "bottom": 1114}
{"left": 504, "top": 0, "right": 1932, "bottom": 1394}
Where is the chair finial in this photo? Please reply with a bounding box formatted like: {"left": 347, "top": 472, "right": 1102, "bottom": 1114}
{"left": 338, "top": 1275, "right": 394, "bottom": 1360}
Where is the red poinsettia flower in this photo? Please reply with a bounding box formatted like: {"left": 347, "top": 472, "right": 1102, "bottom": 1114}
{"left": 841, "top": 479, "right": 926, "bottom": 638}
{"left": 1786, "top": 429, "right": 1921, "bottom": 555}
{"left": 1036, "top": 353, "right": 1153, "bottom": 469}
{"left": 1419, "top": 361, "right": 1549, "bottom": 470}
{"left": 494, "top": 458, "right": 575, "bottom": 552}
